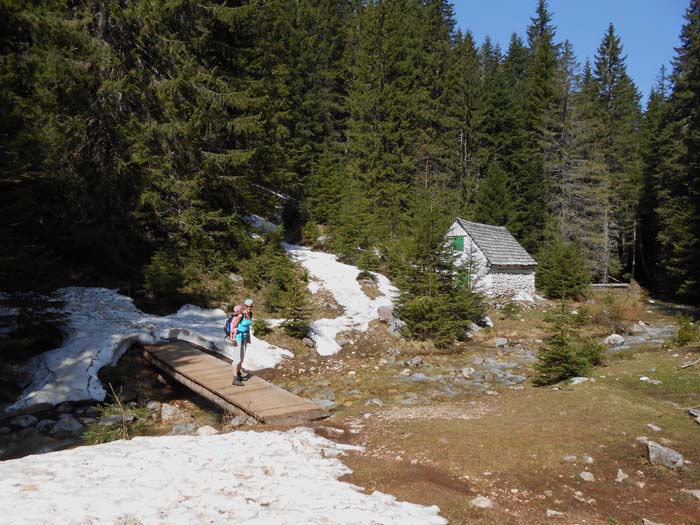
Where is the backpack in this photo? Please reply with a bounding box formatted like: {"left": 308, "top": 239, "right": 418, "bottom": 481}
{"left": 224, "top": 315, "right": 234, "bottom": 337}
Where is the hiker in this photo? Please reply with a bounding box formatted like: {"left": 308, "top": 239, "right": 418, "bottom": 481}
{"left": 231, "top": 298, "right": 254, "bottom": 386}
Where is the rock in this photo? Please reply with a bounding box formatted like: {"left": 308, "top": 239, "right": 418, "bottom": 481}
{"left": 228, "top": 415, "right": 248, "bottom": 427}
{"left": 582, "top": 454, "right": 594, "bottom": 464}
{"left": 646, "top": 423, "right": 662, "bottom": 432}
{"left": 604, "top": 334, "right": 626, "bottom": 346}
{"left": 460, "top": 367, "right": 476, "bottom": 380}
{"left": 160, "top": 403, "right": 186, "bottom": 423}
{"left": 639, "top": 376, "right": 663, "bottom": 385}
{"left": 146, "top": 401, "right": 162, "bottom": 412}
{"left": 546, "top": 509, "right": 564, "bottom": 518}
{"left": 2, "top": 403, "right": 54, "bottom": 418}
{"left": 483, "top": 316, "right": 493, "bottom": 328}
{"left": 337, "top": 338, "right": 353, "bottom": 347}
{"left": 377, "top": 306, "right": 393, "bottom": 323}
{"left": 56, "top": 402, "right": 72, "bottom": 413}
{"left": 245, "top": 416, "right": 258, "bottom": 426}
{"left": 314, "top": 399, "right": 336, "bottom": 409}
{"left": 579, "top": 471, "right": 595, "bottom": 482}
{"left": 168, "top": 422, "right": 198, "bottom": 435}
{"left": 469, "top": 495, "right": 492, "bottom": 509}
{"left": 686, "top": 408, "right": 700, "bottom": 419}
{"left": 494, "top": 338, "right": 508, "bottom": 348}
{"left": 636, "top": 436, "right": 649, "bottom": 444}
{"left": 616, "top": 469, "right": 629, "bottom": 482}
{"left": 364, "top": 398, "right": 384, "bottom": 407}
{"left": 400, "top": 368, "right": 412, "bottom": 377}
{"left": 628, "top": 323, "right": 646, "bottom": 336}
{"left": 647, "top": 440, "right": 684, "bottom": 469}
{"left": 642, "top": 520, "right": 665, "bottom": 525}
{"left": 11, "top": 415, "right": 38, "bottom": 429}
{"left": 467, "top": 322, "right": 482, "bottom": 333}
{"left": 50, "top": 414, "right": 84, "bottom": 438}
{"left": 569, "top": 377, "right": 595, "bottom": 385}
{"left": 405, "top": 356, "right": 423, "bottom": 367}
{"left": 35, "top": 419, "right": 57, "bottom": 433}
{"left": 562, "top": 455, "right": 577, "bottom": 462}
{"left": 303, "top": 337, "right": 315, "bottom": 348}
{"left": 410, "top": 373, "right": 429, "bottom": 382}
{"left": 386, "top": 347, "right": 401, "bottom": 356}
{"left": 681, "top": 489, "right": 700, "bottom": 501}
{"left": 196, "top": 425, "right": 219, "bottom": 436}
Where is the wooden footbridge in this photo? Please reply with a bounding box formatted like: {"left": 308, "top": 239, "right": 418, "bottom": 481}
{"left": 142, "top": 341, "right": 329, "bottom": 425}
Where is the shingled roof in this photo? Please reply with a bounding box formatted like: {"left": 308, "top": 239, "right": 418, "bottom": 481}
{"left": 455, "top": 218, "right": 537, "bottom": 267}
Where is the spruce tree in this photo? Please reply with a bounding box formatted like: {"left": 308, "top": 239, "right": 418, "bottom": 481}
{"left": 654, "top": 0, "right": 700, "bottom": 298}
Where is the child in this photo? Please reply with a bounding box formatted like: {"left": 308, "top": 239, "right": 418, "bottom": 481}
{"left": 228, "top": 304, "right": 243, "bottom": 346}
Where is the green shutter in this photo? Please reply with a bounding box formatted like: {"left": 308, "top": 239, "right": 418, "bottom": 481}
{"left": 451, "top": 236, "right": 464, "bottom": 251}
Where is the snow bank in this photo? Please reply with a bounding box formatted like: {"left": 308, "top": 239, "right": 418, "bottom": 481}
{"left": 8, "top": 287, "right": 291, "bottom": 412}
{"left": 0, "top": 427, "right": 447, "bottom": 524}
{"left": 283, "top": 244, "right": 398, "bottom": 356}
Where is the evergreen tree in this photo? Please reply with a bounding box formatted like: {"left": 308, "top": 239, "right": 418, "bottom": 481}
{"left": 593, "top": 23, "right": 642, "bottom": 281}
{"left": 654, "top": 0, "right": 700, "bottom": 298}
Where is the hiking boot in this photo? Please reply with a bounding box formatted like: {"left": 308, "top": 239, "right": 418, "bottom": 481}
{"left": 237, "top": 373, "right": 249, "bottom": 382}
{"left": 232, "top": 376, "right": 244, "bottom": 386}
{"left": 241, "top": 369, "right": 252, "bottom": 380}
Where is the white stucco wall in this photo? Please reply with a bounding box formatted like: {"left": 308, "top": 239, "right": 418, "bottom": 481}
{"left": 446, "top": 221, "right": 536, "bottom": 298}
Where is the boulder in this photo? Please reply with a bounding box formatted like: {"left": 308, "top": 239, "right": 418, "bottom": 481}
{"left": 35, "top": 419, "right": 57, "bottom": 433}
{"left": 196, "top": 425, "right": 219, "bottom": 436}
{"left": 469, "top": 495, "right": 492, "bottom": 509}
{"left": 377, "top": 306, "right": 393, "bottom": 323}
{"left": 160, "top": 403, "right": 187, "bottom": 423}
{"left": 50, "top": 414, "right": 84, "bottom": 438}
{"left": 405, "top": 356, "right": 423, "bottom": 367}
{"left": 11, "top": 415, "right": 38, "bottom": 429}
{"left": 647, "top": 440, "right": 684, "bottom": 469}
{"left": 460, "top": 367, "right": 476, "bottom": 380}
{"left": 604, "top": 334, "right": 626, "bottom": 346}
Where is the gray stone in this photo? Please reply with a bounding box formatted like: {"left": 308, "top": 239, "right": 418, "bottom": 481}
{"left": 377, "top": 305, "right": 393, "bottom": 323}
{"left": 562, "top": 455, "right": 577, "bottom": 462}
{"left": 50, "top": 414, "right": 84, "bottom": 438}
{"left": 196, "top": 425, "right": 219, "bottom": 436}
{"left": 546, "top": 509, "right": 564, "bottom": 518}
{"left": 388, "top": 318, "right": 406, "bottom": 337}
{"left": 168, "top": 422, "right": 198, "bottom": 435}
{"left": 410, "top": 373, "right": 429, "bottom": 382}
{"left": 405, "top": 356, "right": 423, "bottom": 367}
{"left": 615, "top": 469, "right": 629, "bottom": 483}
{"left": 303, "top": 337, "right": 316, "bottom": 348}
{"left": 160, "top": 403, "right": 186, "bottom": 422}
{"left": 646, "top": 423, "right": 662, "bottom": 432}
{"left": 628, "top": 323, "right": 646, "bottom": 336}
{"left": 647, "top": 440, "right": 684, "bottom": 469}
{"left": 460, "top": 367, "right": 475, "bottom": 380}
{"left": 337, "top": 338, "right": 353, "bottom": 347}
{"left": 35, "top": 419, "right": 57, "bottom": 433}
{"left": 604, "top": 334, "right": 626, "bottom": 346}
{"left": 469, "top": 495, "right": 492, "bottom": 509}
{"left": 483, "top": 316, "right": 493, "bottom": 328}
{"left": 467, "top": 322, "right": 482, "bottom": 333}
{"left": 386, "top": 348, "right": 401, "bottom": 356}
{"left": 56, "top": 402, "right": 72, "bottom": 413}
{"left": 314, "top": 399, "right": 336, "bottom": 409}
{"left": 245, "top": 416, "right": 258, "bottom": 426}
{"left": 11, "top": 415, "right": 38, "bottom": 429}
{"left": 364, "top": 398, "right": 384, "bottom": 407}
{"left": 494, "top": 338, "right": 508, "bottom": 348}
{"left": 579, "top": 471, "right": 595, "bottom": 482}
{"left": 146, "top": 401, "right": 162, "bottom": 412}
{"left": 228, "top": 415, "right": 248, "bottom": 427}
{"left": 642, "top": 520, "right": 665, "bottom": 525}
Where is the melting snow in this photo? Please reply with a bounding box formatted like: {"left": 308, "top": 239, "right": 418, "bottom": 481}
{"left": 0, "top": 428, "right": 447, "bottom": 524}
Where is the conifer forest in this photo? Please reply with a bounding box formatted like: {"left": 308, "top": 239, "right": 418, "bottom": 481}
{"left": 1, "top": 0, "right": 699, "bottom": 303}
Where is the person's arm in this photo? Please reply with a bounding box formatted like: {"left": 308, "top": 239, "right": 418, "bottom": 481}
{"left": 230, "top": 314, "right": 242, "bottom": 340}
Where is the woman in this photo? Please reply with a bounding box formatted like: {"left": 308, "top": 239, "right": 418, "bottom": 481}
{"left": 231, "top": 298, "right": 254, "bottom": 386}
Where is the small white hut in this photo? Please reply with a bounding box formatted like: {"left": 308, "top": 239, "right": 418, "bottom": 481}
{"left": 446, "top": 218, "right": 537, "bottom": 297}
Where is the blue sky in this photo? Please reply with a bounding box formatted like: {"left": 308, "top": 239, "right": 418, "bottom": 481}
{"left": 452, "top": 0, "right": 689, "bottom": 102}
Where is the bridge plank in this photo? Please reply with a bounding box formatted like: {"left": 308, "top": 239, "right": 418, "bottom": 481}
{"left": 143, "top": 341, "right": 329, "bottom": 425}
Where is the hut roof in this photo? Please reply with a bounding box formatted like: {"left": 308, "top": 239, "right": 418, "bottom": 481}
{"left": 454, "top": 218, "right": 537, "bottom": 267}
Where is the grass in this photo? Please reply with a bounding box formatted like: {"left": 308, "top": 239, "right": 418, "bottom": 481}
{"left": 337, "top": 346, "right": 700, "bottom": 525}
